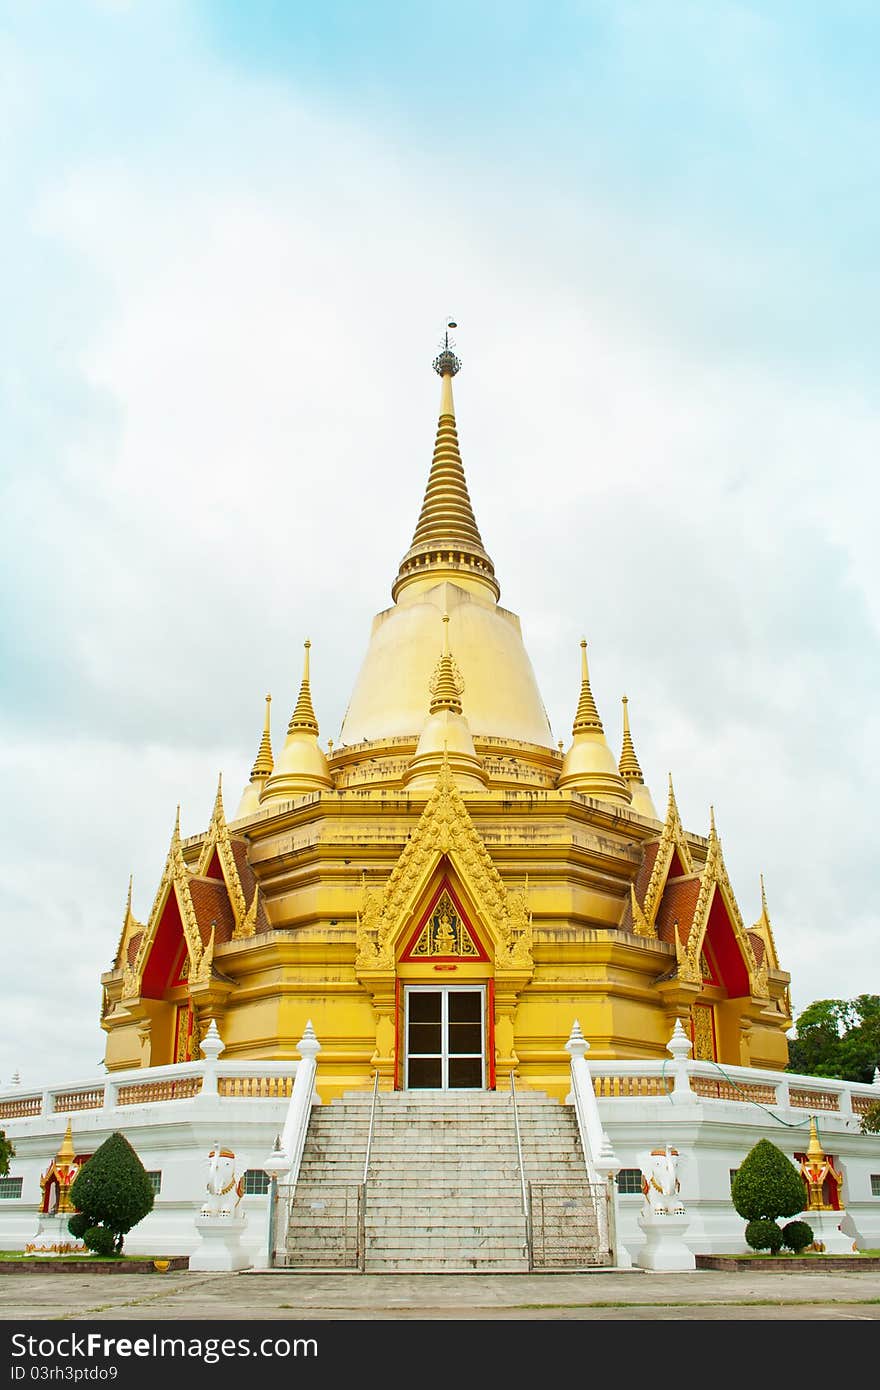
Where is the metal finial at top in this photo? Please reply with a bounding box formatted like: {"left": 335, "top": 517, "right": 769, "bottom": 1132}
{"left": 433, "top": 317, "right": 461, "bottom": 376}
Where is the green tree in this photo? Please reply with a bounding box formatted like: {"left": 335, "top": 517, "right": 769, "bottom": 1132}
{"left": 731, "top": 1139, "right": 807, "bottom": 1254}
{"left": 0, "top": 1129, "right": 13, "bottom": 1177}
{"left": 787, "top": 995, "right": 880, "bottom": 1083}
{"left": 68, "top": 1132, "right": 154, "bottom": 1254}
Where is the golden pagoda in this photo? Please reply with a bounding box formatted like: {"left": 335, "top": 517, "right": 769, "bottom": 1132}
{"left": 101, "top": 331, "right": 792, "bottom": 1099}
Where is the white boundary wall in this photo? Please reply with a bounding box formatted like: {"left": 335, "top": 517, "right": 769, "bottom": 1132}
{"left": 1, "top": 1042, "right": 879, "bottom": 1264}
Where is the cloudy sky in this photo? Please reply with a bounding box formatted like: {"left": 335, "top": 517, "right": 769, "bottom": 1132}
{"left": 1, "top": 1, "right": 878, "bottom": 1085}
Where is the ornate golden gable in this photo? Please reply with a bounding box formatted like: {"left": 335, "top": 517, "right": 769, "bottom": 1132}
{"left": 122, "top": 812, "right": 215, "bottom": 1000}
{"left": 675, "top": 825, "right": 767, "bottom": 997}
{"left": 638, "top": 776, "right": 695, "bottom": 935}
{"left": 355, "top": 759, "right": 533, "bottom": 976}
{"left": 197, "top": 776, "right": 259, "bottom": 938}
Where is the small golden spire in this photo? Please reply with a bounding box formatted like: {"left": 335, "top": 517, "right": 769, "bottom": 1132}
{"left": 709, "top": 804, "right": 717, "bottom": 838}
{"left": 430, "top": 613, "right": 463, "bottom": 714}
{"left": 806, "top": 1116, "right": 826, "bottom": 1165}
{"left": 250, "top": 694, "right": 274, "bottom": 779}
{"left": 288, "top": 640, "right": 319, "bottom": 735}
{"left": 173, "top": 804, "right": 181, "bottom": 844}
{"left": 618, "top": 695, "right": 644, "bottom": 782}
{"left": 56, "top": 1119, "right": 76, "bottom": 1166}
{"left": 573, "top": 639, "right": 603, "bottom": 733}
{"left": 760, "top": 872, "right": 769, "bottom": 918}
{"left": 124, "top": 874, "right": 133, "bottom": 923}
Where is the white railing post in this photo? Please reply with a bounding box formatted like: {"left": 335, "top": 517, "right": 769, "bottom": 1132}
{"left": 262, "top": 1136, "right": 291, "bottom": 1270}
{"left": 775, "top": 1074, "right": 791, "bottom": 1111}
{"left": 197, "top": 1019, "right": 223, "bottom": 1100}
{"left": 279, "top": 1021, "right": 321, "bottom": 1183}
{"left": 667, "top": 1018, "right": 694, "bottom": 1104}
{"left": 103, "top": 1078, "right": 118, "bottom": 1111}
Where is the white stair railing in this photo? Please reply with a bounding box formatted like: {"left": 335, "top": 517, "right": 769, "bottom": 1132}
{"left": 261, "top": 1021, "right": 321, "bottom": 1267}
{"left": 565, "top": 1019, "right": 628, "bottom": 1268}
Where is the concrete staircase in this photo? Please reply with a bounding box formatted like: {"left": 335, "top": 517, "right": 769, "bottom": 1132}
{"left": 282, "top": 1089, "right": 609, "bottom": 1272}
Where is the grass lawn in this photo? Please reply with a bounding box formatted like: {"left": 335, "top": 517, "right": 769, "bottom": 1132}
{"left": 0, "top": 1251, "right": 143, "bottom": 1262}
{"left": 725, "top": 1249, "right": 879, "bottom": 1258}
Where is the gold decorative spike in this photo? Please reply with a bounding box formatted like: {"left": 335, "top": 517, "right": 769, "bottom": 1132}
{"left": 113, "top": 874, "right": 144, "bottom": 971}
{"left": 618, "top": 695, "right": 644, "bottom": 782}
{"left": 288, "top": 640, "right": 319, "bottom": 735}
{"left": 573, "top": 640, "right": 603, "bottom": 733}
{"left": 635, "top": 774, "right": 695, "bottom": 934}
{"left": 250, "top": 694, "right": 274, "bottom": 779}
{"left": 750, "top": 873, "right": 781, "bottom": 973}
{"left": 199, "top": 777, "right": 248, "bottom": 930}
{"left": 392, "top": 342, "right": 498, "bottom": 602}
{"left": 56, "top": 1119, "right": 76, "bottom": 1166}
{"left": 429, "top": 613, "right": 464, "bottom": 714}
{"left": 630, "top": 884, "right": 655, "bottom": 938}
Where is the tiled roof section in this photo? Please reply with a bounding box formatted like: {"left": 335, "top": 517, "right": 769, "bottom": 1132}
{"left": 655, "top": 876, "right": 701, "bottom": 945}
{"left": 230, "top": 838, "right": 271, "bottom": 932}
{"left": 747, "top": 930, "right": 766, "bottom": 965}
{"left": 126, "top": 931, "right": 143, "bottom": 967}
{"left": 620, "top": 839, "right": 660, "bottom": 932}
{"left": 634, "top": 841, "right": 660, "bottom": 907}
{"left": 187, "top": 877, "right": 236, "bottom": 946}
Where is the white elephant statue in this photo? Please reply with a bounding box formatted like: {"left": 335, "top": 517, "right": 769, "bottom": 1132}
{"left": 200, "top": 1143, "right": 245, "bottom": 1218}
{"left": 639, "top": 1146, "right": 684, "bottom": 1216}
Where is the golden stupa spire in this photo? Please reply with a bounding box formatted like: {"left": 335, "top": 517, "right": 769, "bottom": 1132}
{"left": 392, "top": 325, "right": 498, "bottom": 602}
{"left": 618, "top": 695, "right": 644, "bottom": 782}
{"left": 288, "top": 640, "right": 319, "bottom": 735}
{"left": 429, "top": 613, "right": 463, "bottom": 715}
{"left": 573, "top": 640, "right": 603, "bottom": 733}
{"left": 56, "top": 1118, "right": 76, "bottom": 1166}
{"left": 806, "top": 1116, "right": 825, "bottom": 1164}
{"left": 251, "top": 694, "right": 274, "bottom": 779}
{"left": 558, "top": 638, "right": 630, "bottom": 804}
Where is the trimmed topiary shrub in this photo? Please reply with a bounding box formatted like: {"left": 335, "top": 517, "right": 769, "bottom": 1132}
{"left": 84, "top": 1225, "right": 116, "bottom": 1257}
{"left": 745, "top": 1218, "right": 784, "bottom": 1253}
{"left": 68, "top": 1132, "right": 154, "bottom": 1254}
{"left": 67, "top": 1212, "right": 89, "bottom": 1240}
{"left": 782, "top": 1219, "right": 814, "bottom": 1253}
{"left": 731, "top": 1138, "right": 806, "bottom": 1255}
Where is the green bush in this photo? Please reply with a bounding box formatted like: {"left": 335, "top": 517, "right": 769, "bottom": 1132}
{"left": 67, "top": 1212, "right": 89, "bottom": 1240}
{"left": 68, "top": 1132, "right": 154, "bottom": 1254}
{"left": 745, "top": 1218, "right": 784, "bottom": 1253}
{"left": 782, "top": 1220, "right": 814, "bottom": 1253}
{"left": 731, "top": 1140, "right": 806, "bottom": 1222}
{"left": 861, "top": 1101, "right": 880, "bottom": 1134}
{"left": 0, "top": 1129, "right": 13, "bottom": 1178}
{"left": 84, "top": 1225, "right": 116, "bottom": 1258}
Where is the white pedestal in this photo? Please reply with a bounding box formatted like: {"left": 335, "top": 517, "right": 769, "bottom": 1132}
{"left": 635, "top": 1208, "right": 696, "bottom": 1271}
{"left": 799, "top": 1208, "right": 858, "bottom": 1255}
{"left": 189, "top": 1214, "right": 251, "bottom": 1272}
{"left": 26, "top": 1214, "right": 87, "bottom": 1256}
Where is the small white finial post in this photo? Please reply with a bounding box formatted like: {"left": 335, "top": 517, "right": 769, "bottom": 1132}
{"left": 198, "top": 1019, "right": 224, "bottom": 1099}
{"left": 565, "top": 1018, "right": 589, "bottom": 1061}
{"left": 667, "top": 1018, "right": 693, "bottom": 1103}
{"left": 873, "top": 1066, "right": 880, "bottom": 1089}
{"left": 297, "top": 1019, "right": 321, "bottom": 1064}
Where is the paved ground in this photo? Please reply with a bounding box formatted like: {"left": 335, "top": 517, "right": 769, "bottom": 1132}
{"left": 1, "top": 1268, "right": 879, "bottom": 1320}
